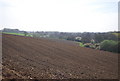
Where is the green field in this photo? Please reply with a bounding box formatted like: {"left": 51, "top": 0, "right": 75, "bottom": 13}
{"left": 2, "top": 32, "right": 32, "bottom": 37}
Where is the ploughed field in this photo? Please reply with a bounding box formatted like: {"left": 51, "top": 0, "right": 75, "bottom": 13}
{"left": 2, "top": 34, "right": 118, "bottom": 79}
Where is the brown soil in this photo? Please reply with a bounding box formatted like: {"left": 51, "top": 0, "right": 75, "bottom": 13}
{"left": 2, "top": 34, "right": 118, "bottom": 79}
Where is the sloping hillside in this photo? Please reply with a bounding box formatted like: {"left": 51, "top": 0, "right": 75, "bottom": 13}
{"left": 2, "top": 34, "right": 118, "bottom": 79}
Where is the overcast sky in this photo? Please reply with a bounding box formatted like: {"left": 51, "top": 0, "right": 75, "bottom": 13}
{"left": 0, "top": 0, "right": 119, "bottom": 32}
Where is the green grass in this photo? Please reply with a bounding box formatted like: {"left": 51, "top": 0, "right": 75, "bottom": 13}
{"left": 77, "top": 42, "right": 84, "bottom": 47}
{"left": 2, "top": 32, "right": 25, "bottom": 36}
{"left": 2, "top": 32, "right": 32, "bottom": 37}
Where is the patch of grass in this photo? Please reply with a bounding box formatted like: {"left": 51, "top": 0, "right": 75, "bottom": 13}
{"left": 2, "top": 32, "right": 25, "bottom": 36}
{"left": 78, "top": 42, "right": 84, "bottom": 47}
{"left": 2, "top": 32, "right": 32, "bottom": 37}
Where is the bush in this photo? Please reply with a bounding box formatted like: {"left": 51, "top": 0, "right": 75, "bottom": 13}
{"left": 100, "top": 40, "right": 118, "bottom": 53}
{"left": 79, "top": 42, "right": 84, "bottom": 47}
{"left": 84, "top": 43, "right": 91, "bottom": 48}
{"left": 24, "top": 31, "right": 28, "bottom": 36}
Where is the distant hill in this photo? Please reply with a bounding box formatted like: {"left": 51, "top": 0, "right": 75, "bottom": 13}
{"left": 2, "top": 28, "right": 25, "bottom": 33}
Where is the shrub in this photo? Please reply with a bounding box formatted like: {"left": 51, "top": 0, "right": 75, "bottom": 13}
{"left": 79, "top": 42, "right": 84, "bottom": 47}
{"left": 24, "top": 31, "right": 28, "bottom": 36}
{"left": 84, "top": 43, "right": 91, "bottom": 48}
{"left": 100, "top": 40, "right": 118, "bottom": 53}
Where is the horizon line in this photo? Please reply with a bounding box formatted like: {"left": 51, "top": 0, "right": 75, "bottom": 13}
{"left": 0, "top": 28, "right": 119, "bottom": 33}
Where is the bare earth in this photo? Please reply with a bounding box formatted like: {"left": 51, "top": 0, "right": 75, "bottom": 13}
{"left": 2, "top": 34, "right": 118, "bottom": 79}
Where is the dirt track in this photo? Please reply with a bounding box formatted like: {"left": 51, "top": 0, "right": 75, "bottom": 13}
{"left": 2, "top": 34, "right": 118, "bottom": 79}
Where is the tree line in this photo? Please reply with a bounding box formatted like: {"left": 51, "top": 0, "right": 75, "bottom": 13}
{"left": 2, "top": 28, "right": 119, "bottom": 53}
